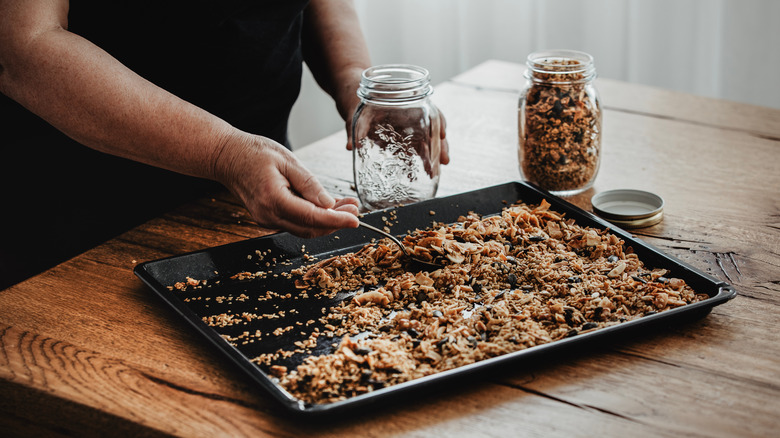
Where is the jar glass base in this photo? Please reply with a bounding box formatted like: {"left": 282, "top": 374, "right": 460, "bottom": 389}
{"left": 545, "top": 183, "right": 593, "bottom": 197}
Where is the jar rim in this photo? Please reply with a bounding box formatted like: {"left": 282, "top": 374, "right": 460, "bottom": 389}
{"left": 358, "top": 64, "right": 433, "bottom": 103}
{"left": 524, "top": 49, "right": 596, "bottom": 84}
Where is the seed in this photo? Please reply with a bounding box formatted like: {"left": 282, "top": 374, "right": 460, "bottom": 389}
{"left": 407, "top": 328, "right": 420, "bottom": 338}
{"left": 566, "top": 329, "right": 579, "bottom": 337}
{"left": 631, "top": 275, "right": 648, "bottom": 284}
{"left": 582, "top": 322, "right": 598, "bottom": 330}
{"left": 644, "top": 311, "right": 658, "bottom": 316}
{"left": 436, "top": 336, "right": 449, "bottom": 348}
{"left": 529, "top": 235, "right": 546, "bottom": 242}
{"left": 567, "top": 276, "right": 582, "bottom": 284}
{"left": 472, "top": 283, "right": 483, "bottom": 293}
{"left": 354, "top": 347, "right": 372, "bottom": 355}
{"left": 564, "top": 307, "right": 575, "bottom": 325}
{"left": 467, "top": 336, "right": 478, "bottom": 348}
{"left": 607, "top": 255, "right": 619, "bottom": 263}
{"left": 552, "top": 100, "right": 563, "bottom": 115}
{"left": 507, "top": 273, "right": 517, "bottom": 288}
{"left": 432, "top": 310, "right": 443, "bottom": 318}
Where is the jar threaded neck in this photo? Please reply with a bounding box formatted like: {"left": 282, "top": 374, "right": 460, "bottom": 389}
{"left": 358, "top": 64, "right": 433, "bottom": 103}
{"left": 525, "top": 50, "right": 597, "bottom": 84}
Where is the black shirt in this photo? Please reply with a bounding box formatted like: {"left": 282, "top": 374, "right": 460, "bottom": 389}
{"left": 0, "top": 0, "right": 310, "bottom": 288}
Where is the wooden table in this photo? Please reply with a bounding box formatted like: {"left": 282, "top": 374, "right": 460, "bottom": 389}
{"left": 2, "top": 60, "right": 778, "bottom": 437}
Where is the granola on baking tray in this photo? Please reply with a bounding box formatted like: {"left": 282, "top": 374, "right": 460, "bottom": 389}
{"left": 519, "top": 56, "right": 602, "bottom": 194}
{"left": 238, "top": 199, "right": 707, "bottom": 405}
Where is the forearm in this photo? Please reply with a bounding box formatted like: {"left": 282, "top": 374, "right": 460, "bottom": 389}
{"left": 302, "top": 0, "right": 371, "bottom": 121}
{"left": 0, "top": 12, "right": 235, "bottom": 183}
{"left": 0, "top": 0, "right": 361, "bottom": 237}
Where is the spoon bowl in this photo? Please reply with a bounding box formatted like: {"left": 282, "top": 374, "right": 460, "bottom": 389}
{"left": 358, "top": 221, "right": 442, "bottom": 269}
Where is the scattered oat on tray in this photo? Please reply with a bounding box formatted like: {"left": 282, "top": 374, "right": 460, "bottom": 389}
{"left": 176, "top": 200, "right": 706, "bottom": 404}
{"left": 226, "top": 199, "right": 704, "bottom": 405}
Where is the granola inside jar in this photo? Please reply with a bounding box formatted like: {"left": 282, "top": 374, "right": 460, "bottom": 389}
{"left": 518, "top": 50, "right": 602, "bottom": 196}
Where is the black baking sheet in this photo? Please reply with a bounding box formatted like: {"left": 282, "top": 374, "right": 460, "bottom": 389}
{"left": 134, "top": 181, "right": 736, "bottom": 416}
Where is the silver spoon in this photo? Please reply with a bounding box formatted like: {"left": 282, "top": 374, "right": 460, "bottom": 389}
{"left": 358, "top": 221, "right": 442, "bottom": 269}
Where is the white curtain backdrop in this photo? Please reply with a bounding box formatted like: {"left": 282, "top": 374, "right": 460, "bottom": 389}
{"left": 289, "top": 0, "right": 780, "bottom": 148}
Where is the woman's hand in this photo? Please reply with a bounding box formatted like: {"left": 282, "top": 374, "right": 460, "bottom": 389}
{"left": 215, "top": 132, "right": 359, "bottom": 238}
{"left": 345, "top": 104, "right": 451, "bottom": 166}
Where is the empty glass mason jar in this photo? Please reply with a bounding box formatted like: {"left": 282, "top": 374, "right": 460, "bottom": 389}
{"left": 518, "top": 50, "right": 602, "bottom": 196}
{"left": 352, "top": 64, "right": 441, "bottom": 210}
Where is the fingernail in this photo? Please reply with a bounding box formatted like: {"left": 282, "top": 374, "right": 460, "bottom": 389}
{"left": 318, "top": 192, "right": 335, "bottom": 208}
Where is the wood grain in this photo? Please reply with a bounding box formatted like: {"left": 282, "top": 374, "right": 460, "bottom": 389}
{"left": 1, "top": 59, "right": 779, "bottom": 437}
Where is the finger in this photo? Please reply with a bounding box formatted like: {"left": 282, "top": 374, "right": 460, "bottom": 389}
{"left": 272, "top": 209, "right": 357, "bottom": 238}
{"left": 250, "top": 197, "right": 357, "bottom": 238}
{"left": 333, "top": 197, "right": 361, "bottom": 216}
{"left": 275, "top": 208, "right": 360, "bottom": 238}
{"left": 333, "top": 197, "right": 360, "bottom": 209}
{"left": 274, "top": 189, "right": 359, "bottom": 236}
{"left": 440, "top": 137, "right": 451, "bottom": 165}
{"left": 333, "top": 203, "right": 360, "bottom": 217}
{"left": 437, "top": 110, "right": 450, "bottom": 164}
{"left": 346, "top": 122, "right": 354, "bottom": 151}
{"left": 282, "top": 157, "right": 336, "bottom": 209}
{"left": 439, "top": 112, "right": 448, "bottom": 140}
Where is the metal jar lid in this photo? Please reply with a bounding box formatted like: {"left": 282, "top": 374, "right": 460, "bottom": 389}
{"left": 591, "top": 189, "right": 664, "bottom": 228}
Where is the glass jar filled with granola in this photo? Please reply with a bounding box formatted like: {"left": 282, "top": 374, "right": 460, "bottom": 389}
{"left": 518, "top": 50, "right": 602, "bottom": 196}
{"left": 352, "top": 64, "right": 441, "bottom": 210}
